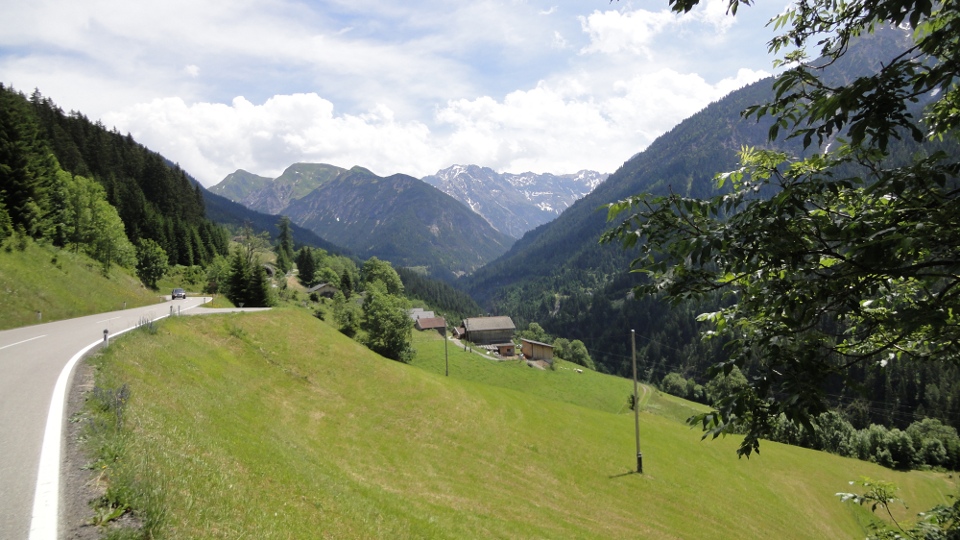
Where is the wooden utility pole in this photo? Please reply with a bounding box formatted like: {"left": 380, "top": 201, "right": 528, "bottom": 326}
{"left": 444, "top": 325, "right": 449, "bottom": 377}
{"left": 632, "top": 330, "right": 643, "bottom": 474}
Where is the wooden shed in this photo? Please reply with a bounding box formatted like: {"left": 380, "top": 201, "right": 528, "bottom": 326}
{"left": 461, "top": 316, "right": 516, "bottom": 345}
{"left": 521, "top": 338, "right": 554, "bottom": 362}
{"left": 307, "top": 282, "right": 339, "bottom": 298}
{"left": 415, "top": 316, "right": 447, "bottom": 333}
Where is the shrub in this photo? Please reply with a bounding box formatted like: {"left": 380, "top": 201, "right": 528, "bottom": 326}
{"left": 660, "top": 372, "right": 689, "bottom": 398}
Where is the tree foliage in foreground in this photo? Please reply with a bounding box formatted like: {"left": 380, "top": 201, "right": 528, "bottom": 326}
{"left": 604, "top": 0, "right": 960, "bottom": 457}
{"left": 838, "top": 478, "right": 960, "bottom": 539}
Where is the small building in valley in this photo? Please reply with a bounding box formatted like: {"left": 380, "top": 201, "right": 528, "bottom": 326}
{"left": 307, "top": 282, "right": 339, "bottom": 298}
{"left": 461, "top": 316, "right": 516, "bottom": 345}
{"left": 415, "top": 316, "right": 447, "bottom": 333}
{"left": 495, "top": 343, "right": 516, "bottom": 357}
{"left": 521, "top": 338, "right": 554, "bottom": 362}
{"left": 408, "top": 308, "right": 436, "bottom": 321}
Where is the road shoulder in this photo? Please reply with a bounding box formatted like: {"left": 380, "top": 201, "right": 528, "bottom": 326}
{"left": 62, "top": 356, "right": 102, "bottom": 539}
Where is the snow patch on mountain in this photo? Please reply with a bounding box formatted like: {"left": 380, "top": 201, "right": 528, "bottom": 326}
{"left": 422, "top": 165, "right": 608, "bottom": 239}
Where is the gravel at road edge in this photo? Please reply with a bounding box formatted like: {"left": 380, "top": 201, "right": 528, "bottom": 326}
{"left": 63, "top": 354, "right": 140, "bottom": 539}
{"left": 62, "top": 355, "right": 101, "bottom": 539}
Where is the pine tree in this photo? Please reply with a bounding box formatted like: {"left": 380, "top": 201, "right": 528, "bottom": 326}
{"left": 275, "top": 216, "right": 294, "bottom": 274}
{"left": 295, "top": 247, "right": 316, "bottom": 286}
{"left": 246, "top": 263, "right": 273, "bottom": 307}
{"left": 226, "top": 250, "right": 250, "bottom": 306}
{"left": 0, "top": 85, "right": 56, "bottom": 237}
{"left": 340, "top": 269, "right": 353, "bottom": 298}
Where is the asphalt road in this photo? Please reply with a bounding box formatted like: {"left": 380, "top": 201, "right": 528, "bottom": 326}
{"left": 0, "top": 296, "right": 243, "bottom": 539}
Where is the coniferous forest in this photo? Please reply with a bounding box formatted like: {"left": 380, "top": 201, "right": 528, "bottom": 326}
{"left": 0, "top": 84, "right": 229, "bottom": 268}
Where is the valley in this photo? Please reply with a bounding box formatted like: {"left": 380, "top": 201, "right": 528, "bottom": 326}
{"left": 77, "top": 307, "right": 957, "bottom": 538}
{"left": 2, "top": 11, "right": 960, "bottom": 538}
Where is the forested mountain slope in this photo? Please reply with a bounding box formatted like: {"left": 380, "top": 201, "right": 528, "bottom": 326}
{"left": 467, "top": 26, "right": 914, "bottom": 313}
{"left": 463, "top": 27, "right": 960, "bottom": 432}
{"left": 283, "top": 167, "right": 514, "bottom": 279}
{"left": 466, "top": 76, "right": 782, "bottom": 306}
{"left": 1, "top": 85, "right": 229, "bottom": 266}
{"left": 208, "top": 169, "right": 272, "bottom": 204}
{"left": 201, "top": 186, "right": 349, "bottom": 255}
{"left": 212, "top": 163, "right": 345, "bottom": 215}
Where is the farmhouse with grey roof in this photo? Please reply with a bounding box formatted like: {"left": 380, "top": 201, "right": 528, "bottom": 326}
{"left": 461, "top": 316, "right": 516, "bottom": 345}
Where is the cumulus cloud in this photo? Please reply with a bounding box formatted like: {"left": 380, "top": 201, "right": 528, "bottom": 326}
{"left": 101, "top": 49, "right": 770, "bottom": 187}
{"left": 695, "top": 0, "right": 740, "bottom": 31}
{"left": 434, "top": 66, "right": 769, "bottom": 175}
{"left": 103, "top": 94, "right": 436, "bottom": 185}
{"left": 579, "top": 2, "right": 737, "bottom": 57}
{"left": 579, "top": 9, "right": 679, "bottom": 57}
{"left": 5, "top": 0, "right": 783, "bottom": 186}
{"left": 552, "top": 31, "right": 569, "bottom": 49}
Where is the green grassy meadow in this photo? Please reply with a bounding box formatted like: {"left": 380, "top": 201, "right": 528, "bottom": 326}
{"left": 0, "top": 240, "right": 162, "bottom": 330}
{"left": 88, "top": 307, "right": 957, "bottom": 538}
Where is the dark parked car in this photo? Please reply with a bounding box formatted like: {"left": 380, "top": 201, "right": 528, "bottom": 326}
{"left": 172, "top": 288, "right": 187, "bottom": 300}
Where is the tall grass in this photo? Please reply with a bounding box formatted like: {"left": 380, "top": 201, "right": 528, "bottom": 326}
{"left": 0, "top": 239, "right": 161, "bottom": 329}
{"left": 87, "top": 308, "right": 957, "bottom": 538}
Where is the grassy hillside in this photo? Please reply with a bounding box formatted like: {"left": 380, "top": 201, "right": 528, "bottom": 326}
{"left": 409, "top": 331, "right": 645, "bottom": 415}
{"left": 0, "top": 240, "right": 162, "bottom": 330}
{"left": 87, "top": 308, "right": 956, "bottom": 538}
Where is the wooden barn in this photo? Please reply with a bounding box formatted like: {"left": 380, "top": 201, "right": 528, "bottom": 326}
{"left": 415, "top": 316, "right": 447, "bottom": 333}
{"left": 461, "top": 316, "right": 516, "bottom": 345}
{"left": 307, "top": 282, "right": 339, "bottom": 298}
{"left": 521, "top": 338, "right": 554, "bottom": 362}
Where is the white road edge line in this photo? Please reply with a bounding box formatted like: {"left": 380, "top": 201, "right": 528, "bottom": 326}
{"left": 28, "top": 313, "right": 170, "bottom": 540}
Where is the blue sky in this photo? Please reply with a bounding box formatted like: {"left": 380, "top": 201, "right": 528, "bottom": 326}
{"left": 1, "top": 0, "right": 790, "bottom": 186}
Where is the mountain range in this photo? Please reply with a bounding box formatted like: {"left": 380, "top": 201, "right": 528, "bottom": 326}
{"left": 210, "top": 162, "right": 608, "bottom": 277}
{"left": 421, "top": 166, "right": 607, "bottom": 239}
{"left": 212, "top": 163, "right": 606, "bottom": 241}
{"left": 210, "top": 163, "right": 344, "bottom": 215}
{"left": 211, "top": 164, "right": 516, "bottom": 278}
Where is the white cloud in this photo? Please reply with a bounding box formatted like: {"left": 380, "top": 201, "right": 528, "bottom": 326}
{"left": 579, "top": 2, "right": 738, "bottom": 57}
{"left": 579, "top": 9, "right": 679, "bottom": 57}
{"left": 551, "top": 31, "right": 569, "bottom": 49}
{"left": 4, "top": 0, "right": 785, "bottom": 187}
{"left": 693, "top": 0, "right": 739, "bottom": 32}
{"left": 435, "top": 65, "right": 769, "bottom": 175}
{"left": 103, "top": 94, "right": 436, "bottom": 185}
